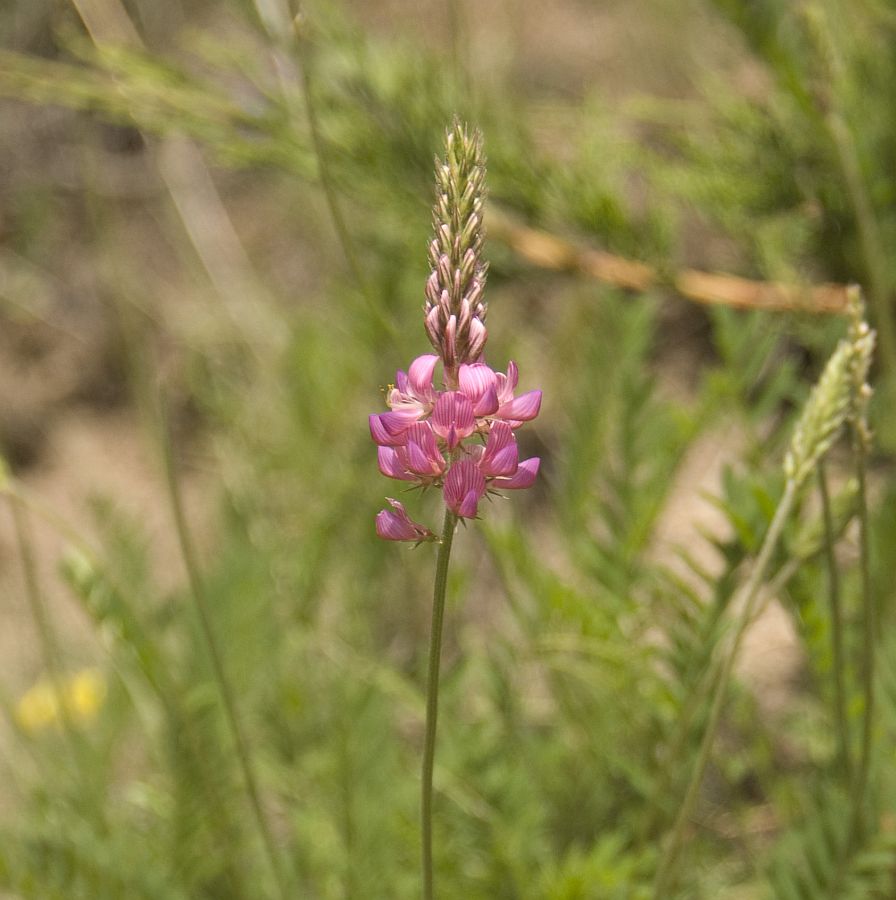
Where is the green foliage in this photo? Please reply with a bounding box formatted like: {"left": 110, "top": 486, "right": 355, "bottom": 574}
{"left": 1, "top": 0, "right": 895, "bottom": 898}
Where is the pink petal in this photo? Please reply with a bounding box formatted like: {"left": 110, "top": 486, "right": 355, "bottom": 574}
{"left": 495, "top": 361, "right": 519, "bottom": 405}
{"left": 497, "top": 390, "right": 542, "bottom": 424}
{"left": 458, "top": 363, "right": 498, "bottom": 413}
{"left": 479, "top": 421, "right": 519, "bottom": 477}
{"left": 376, "top": 498, "right": 434, "bottom": 541}
{"left": 444, "top": 459, "right": 486, "bottom": 519}
{"left": 497, "top": 457, "right": 540, "bottom": 490}
{"left": 370, "top": 413, "right": 409, "bottom": 447}
{"left": 432, "top": 392, "right": 476, "bottom": 450}
{"left": 379, "top": 409, "right": 422, "bottom": 437}
{"left": 407, "top": 355, "right": 439, "bottom": 402}
{"left": 377, "top": 446, "right": 415, "bottom": 481}
{"left": 405, "top": 422, "right": 445, "bottom": 476}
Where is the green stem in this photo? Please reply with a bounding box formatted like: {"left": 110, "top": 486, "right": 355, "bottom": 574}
{"left": 159, "top": 399, "right": 291, "bottom": 900}
{"left": 849, "top": 432, "right": 875, "bottom": 838}
{"left": 817, "top": 460, "right": 851, "bottom": 781}
{"left": 828, "top": 428, "right": 875, "bottom": 898}
{"left": 8, "top": 496, "right": 85, "bottom": 758}
{"left": 651, "top": 479, "right": 797, "bottom": 899}
{"left": 422, "top": 507, "right": 457, "bottom": 900}
{"left": 293, "top": 13, "right": 364, "bottom": 294}
{"left": 292, "top": 12, "right": 397, "bottom": 342}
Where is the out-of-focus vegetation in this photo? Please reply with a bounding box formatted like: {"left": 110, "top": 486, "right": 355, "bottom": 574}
{"left": 0, "top": 0, "right": 895, "bottom": 897}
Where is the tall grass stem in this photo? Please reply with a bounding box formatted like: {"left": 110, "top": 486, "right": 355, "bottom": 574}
{"left": 848, "top": 430, "right": 876, "bottom": 838}
{"left": 817, "top": 460, "right": 851, "bottom": 780}
{"left": 159, "top": 396, "right": 291, "bottom": 900}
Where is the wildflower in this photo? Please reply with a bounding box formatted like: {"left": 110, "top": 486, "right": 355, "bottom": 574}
{"left": 443, "top": 458, "right": 487, "bottom": 519}
{"left": 371, "top": 354, "right": 541, "bottom": 521}
{"left": 432, "top": 392, "right": 476, "bottom": 450}
{"left": 370, "top": 119, "right": 542, "bottom": 537}
{"left": 369, "top": 354, "right": 440, "bottom": 446}
{"left": 375, "top": 498, "right": 437, "bottom": 542}
{"left": 16, "top": 667, "right": 106, "bottom": 734}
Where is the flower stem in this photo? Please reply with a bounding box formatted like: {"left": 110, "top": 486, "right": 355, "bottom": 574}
{"left": 817, "top": 460, "right": 851, "bottom": 781}
{"left": 422, "top": 507, "right": 457, "bottom": 900}
{"left": 651, "top": 479, "right": 797, "bottom": 899}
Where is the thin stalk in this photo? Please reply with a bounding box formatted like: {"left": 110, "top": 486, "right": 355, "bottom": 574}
{"left": 159, "top": 400, "right": 291, "bottom": 900}
{"left": 651, "top": 479, "right": 798, "bottom": 899}
{"left": 828, "top": 429, "right": 875, "bottom": 898}
{"left": 9, "top": 496, "right": 66, "bottom": 707}
{"left": 291, "top": 12, "right": 397, "bottom": 341}
{"left": 293, "top": 13, "right": 364, "bottom": 294}
{"left": 421, "top": 507, "right": 457, "bottom": 900}
{"left": 8, "top": 497, "right": 83, "bottom": 755}
{"left": 848, "top": 431, "right": 875, "bottom": 839}
{"left": 818, "top": 460, "right": 851, "bottom": 781}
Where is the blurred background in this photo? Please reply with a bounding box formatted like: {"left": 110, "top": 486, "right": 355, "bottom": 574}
{"left": 1, "top": 0, "right": 895, "bottom": 897}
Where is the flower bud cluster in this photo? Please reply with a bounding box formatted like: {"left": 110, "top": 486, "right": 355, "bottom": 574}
{"left": 423, "top": 120, "right": 488, "bottom": 382}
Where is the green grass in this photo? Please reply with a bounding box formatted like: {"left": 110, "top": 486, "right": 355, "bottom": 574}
{"left": 1, "top": 0, "right": 895, "bottom": 897}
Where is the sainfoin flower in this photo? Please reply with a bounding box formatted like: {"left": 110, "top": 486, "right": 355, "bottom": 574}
{"left": 371, "top": 118, "right": 542, "bottom": 540}
{"left": 379, "top": 119, "right": 542, "bottom": 900}
{"left": 372, "top": 354, "right": 541, "bottom": 536}
{"left": 376, "top": 498, "right": 436, "bottom": 542}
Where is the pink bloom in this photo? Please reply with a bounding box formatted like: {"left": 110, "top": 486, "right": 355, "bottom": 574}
{"left": 493, "top": 456, "right": 540, "bottom": 490}
{"left": 432, "top": 392, "right": 476, "bottom": 450}
{"left": 370, "top": 412, "right": 416, "bottom": 447}
{"left": 494, "top": 361, "right": 542, "bottom": 426}
{"left": 377, "top": 446, "right": 415, "bottom": 481}
{"left": 477, "top": 421, "right": 518, "bottom": 476}
{"left": 405, "top": 422, "right": 446, "bottom": 477}
{"left": 375, "top": 498, "right": 436, "bottom": 542}
{"left": 458, "top": 363, "right": 499, "bottom": 416}
{"left": 371, "top": 355, "right": 439, "bottom": 445}
{"left": 444, "top": 458, "right": 487, "bottom": 519}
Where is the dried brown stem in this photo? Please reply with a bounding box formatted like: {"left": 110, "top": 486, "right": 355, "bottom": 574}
{"left": 488, "top": 209, "right": 850, "bottom": 315}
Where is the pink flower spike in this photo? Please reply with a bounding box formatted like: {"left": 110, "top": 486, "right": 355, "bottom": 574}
{"left": 376, "top": 499, "right": 436, "bottom": 542}
{"left": 496, "top": 457, "right": 540, "bottom": 490}
{"left": 444, "top": 459, "right": 487, "bottom": 519}
{"left": 405, "top": 422, "right": 446, "bottom": 477}
{"left": 497, "top": 390, "right": 542, "bottom": 425}
{"left": 377, "top": 446, "right": 415, "bottom": 481}
{"left": 432, "top": 392, "right": 476, "bottom": 450}
{"left": 479, "top": 421, "right": 519, "bottom": 477}
{"left": 458, "top": 363, "right": 499, "bottom": 416}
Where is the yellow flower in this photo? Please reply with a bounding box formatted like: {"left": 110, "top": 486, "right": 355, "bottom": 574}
{"left": 16, "top": 668, "right": 106, "bottom": 734}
